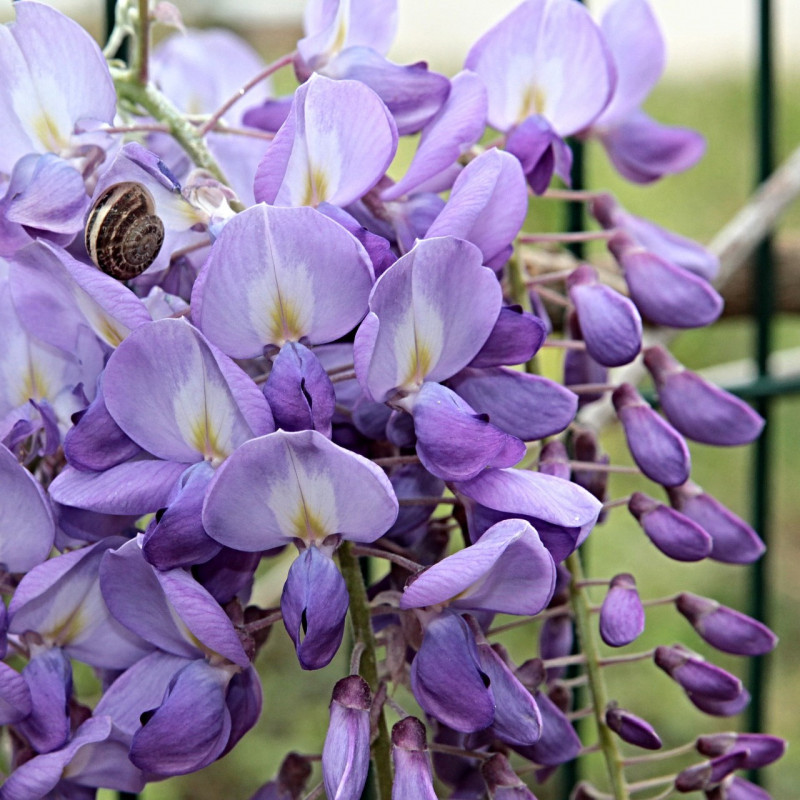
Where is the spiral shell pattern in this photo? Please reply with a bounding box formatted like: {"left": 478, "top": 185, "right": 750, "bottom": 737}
{"left": 85, "top": 182, "right": 165, "bottom": 280}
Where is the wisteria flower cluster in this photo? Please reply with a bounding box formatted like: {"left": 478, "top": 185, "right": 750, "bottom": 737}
{"left": 0, "top": 1, "right": 784, "bottom": 798}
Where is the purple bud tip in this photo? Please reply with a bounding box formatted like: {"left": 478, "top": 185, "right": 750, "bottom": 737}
{"left": 697, "top": 732, "right": 786, "bottom": 770}
{"left": 275, "top": 752, "right": 312, "bottom": 796}
{"left": 605, "top": 703, "right": 662, "bottom": 750}
{"left": 391, "top": 716, "right": 428, "bottom": 751}
{"left": 566, "top": 263, "right": 599, "bottom": 289}
{"left": 480, "top": 752, "right": 525, "bottom": 791}
{"left": 675, "top": 750, "right": 748, "bottom": 792}
{"left": 599, "top": 574, "right": 645, "bottom": 647}
{"left": 589, "top": 193, "right": 617, "bottom": 228}
{"left": 675, "top": 593, "right": 777, "bottom": 656}
{"left": 331, "top": 675, "right": 373, "bottom": 711}
{"left": 516, "top": 658, "right": 546, "bottom": 690}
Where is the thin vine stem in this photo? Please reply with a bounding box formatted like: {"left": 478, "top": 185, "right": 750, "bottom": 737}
{"left": 566, "top": 549, "right": 630, "bottom": 800}
{"left": 337, "top": 541, "right": 392, "bottom": 800}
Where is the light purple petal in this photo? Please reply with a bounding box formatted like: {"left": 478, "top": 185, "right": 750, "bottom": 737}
{"left": 391, "top": 717, "right": 437, "bottom": 800}
{"left": 425, "top": 149, "right": 527, "bottom": 269}
{"left": 0, "top": 716, "right": 114, "bottom": 800}
{"left": 0, "top": 443, "right": 55, "bottom": 572}
{"left": 448, "top": 367, "right": 577, "bottom": 441}
{"left": 203, "top": 429, "right": 398, "bottom": 550}
{"left": 192, "top": 204, "right": 373, "bottom": 357}
{"left": 595, "top": 0, "right": 664, "bottom": 127}
{"left": 357, "top": 236, "right": 501, "bottom": 402}
{"left": 103, "top": 318, "right": 263, "bottom": 463}
{"left": 17, "top": 648, "right": 72, "bottom": 754}
{"left": 0, "top": 3, "right": 115, "bottom": 171}
{"left": 599, "top": 573, "right": 645, "bottom": 647}
{"left": 382, "top": 71, "right": 486, "bottom": 200}
{"left": 9, "top": 539, "right": 152, "bottom": 670}
{"left": 0, "top": 662, "right": 32, "bottom": 725}
{"left": 401, "top": 519, "right": 555, "bottom": 616}
{"left": 464, "top": 0, "right": 613, "bottom": 135}
{"left": 599, "top": 111, "right": 705, "bottom": 183}
{"left": 468, "top": 306, "right": 547, "bottom": 369}
{"left": 48, "top": 460, "right": 187, "bottom": 515}
{"left": 254, "top": 74, "right": 398, "bottom": 208}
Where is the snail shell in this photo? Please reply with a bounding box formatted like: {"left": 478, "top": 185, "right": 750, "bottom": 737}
{"left": 85, "top": 182, "right": 165, "bottom": 280}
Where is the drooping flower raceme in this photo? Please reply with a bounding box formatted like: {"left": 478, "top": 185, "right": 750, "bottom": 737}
{"left": 0, "top": 1, "right": 783, "bottom": 799}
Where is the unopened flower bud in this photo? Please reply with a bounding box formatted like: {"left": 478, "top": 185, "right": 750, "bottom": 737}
{"left": 481, "top": 753, "right": 537, "bottom": 799}
{"left": 250, "top": 752, "right": 312, "bottom": 800}
{"left": 654, "top": 645, "right": 742, "bottom": 701}
{"left": 689, "top": 686, "right": 751, "bottom": 717}
{"left": 391, "top": 717, "right": 437, "bottom": 800}
{"left": 599, "top": 574, "right": 644, "bottom": 647}
{"left": 667, "top": 481, "right": 765, "bottom": 564}
{"left": 612, "top": 383, "right": 691, "bottom": 487}
{"left": 675, "top": 750, "right": 747, "bottom": 792}
{"left": 629, "top": 492, "right": 712, "bottom": 562}
{"left": 322, "top": 676, "right": 372, "bottom": 800}
{"left": 605, "top": 702, "right": 662, "bottom": 750}
{"left": 706, "top": 775, "right": 772, "bottom": 799}
{"left": 675, "top": 593, "right": 777, "bottom": 656}
{"left": 697, "top": 732, "right": 785, "bottom": 770}
{"left": 643, "top": 345, "right": 764, "bottom": 446}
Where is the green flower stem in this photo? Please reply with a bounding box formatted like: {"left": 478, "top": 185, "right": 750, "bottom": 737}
{"left": 338, "top": 541, "right": 392, "bottom": 800}
{"left": 113, "top": 74, "right": 244, "bottom": 211}
{"left": 566, "top": 550, "right": 630, "bottom": 800}
{"left": 136, "top": 0, "right": 150, "bottom": 84}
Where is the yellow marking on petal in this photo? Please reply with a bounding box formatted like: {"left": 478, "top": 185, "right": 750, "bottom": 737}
{"left": 289, "top": 502, "right": 329, "bottom": 542}
{"left": 32, "top": 112, "right": 68, "bottom": 152}
{"left": 98, "top": 318, "right": 127, "bottom": 349}
{"left": 332, "top": 18, "right": 348, "bottom": 55}
{"left": 20, "top": 364, "right": 48, "bottom": 404}
{"left": 188, "top": 413, "right": 229, "bottom": 466}
{"left": 267, "top": 295, "right": 305, "bottom": 346}
{"left": 520, "top": 84, "right": 547, "bottom": 122}
{"left": 301, "top": 166, "right": 330, "bottom": 207}
{"left": 401, "top": 338, "right": 433, "bottom": 391}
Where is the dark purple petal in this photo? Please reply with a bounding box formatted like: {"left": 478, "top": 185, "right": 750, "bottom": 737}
{"left": 141, "top": 460, "right": 221, "bottom": 569}
{"left": 539, "top": 614, "right": 573, "bottom": 683}
{"left": 628, "top": 492, "right": 712, "bottom": 562}
{"left": 263, "top": 343, "right": 335, "bottom": 437}
{"left": 468, "top": 306, "right": 547, "bottom": 369}
{"left": 410, "top": 611, "right": 494, "bottom": 733}
{"left": 63, "top": 384, "right": 142, "bottom": 472}
{"left": 412, "top": 382, "right": 525, "bottom": 482}
{"left": 513, "top": 691, "right": 581, "bottom": 766}
{"left": 477, "top": 641, "right": 541, "bottom": 746}
{"left": 281, "top": 546, "right": 349, "bottom": 670}
{"left": 448, "top": 367, "right": 577, "bottom": 441}
{"left": 567, "top": 264, "right": 642, "bottom": 367}
{"left": 667, "top": 481, "right": 765, "bottom": 564}
{"left": 130, "top": 659, "right": 233, "bottom": 776}
{"left": 719, "top": 776, "right": 772, "bottom": 800}
{"left": 688, "top": 686, "right": 750, "bottom": 717}
{"left": 654, "top": 645, "right": 742, "bottom": 701}
{"left": 538, "top": 440, "right": 570, "bottom": 481}
{"left": 385, "top": 463, "right": 445, "bottom": 547}
{"left": 599, "top": 573, "right": 645, "bottom": 647}
{"left": 391, "top": 717, "right": 438, "bottom": 800}
{"left": 222, "top": 664, "right": 263, "bottom": 755}
{"left": 322, "top": 47, "right": 450, "bottom": 135}
{"left": 610, "top": 233, "right": 723, "bottom": 328}
{"left": 675, "top": 593, "right": 777, "bottom": 656}
{"left": 644, "top": 345, "right": 764, "bottom": 446}
{"left": 506, "top": 115, "right": 572, "bottom": 194}
{"left": 17, "top": 649, "right": 72, "bottom": 754}
{"left": 613, "top": 383, "right": 691, "bottom": 487}
{"left": 605, "top": 703, "right": 662, "bottom": 750}
{"left": 322, "top": 676, "right": 373, "bottom": 800}
{"left": 598, "top": 111, "right": 705, "bottom": 184}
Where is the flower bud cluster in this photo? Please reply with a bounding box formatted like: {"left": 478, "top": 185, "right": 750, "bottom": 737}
{"left": 0, "top": 0, "right": 782, "bottom": 798}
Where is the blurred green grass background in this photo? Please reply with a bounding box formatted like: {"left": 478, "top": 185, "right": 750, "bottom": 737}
{"left": 85, "top": 21, "right": 800, "bottom": 799}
